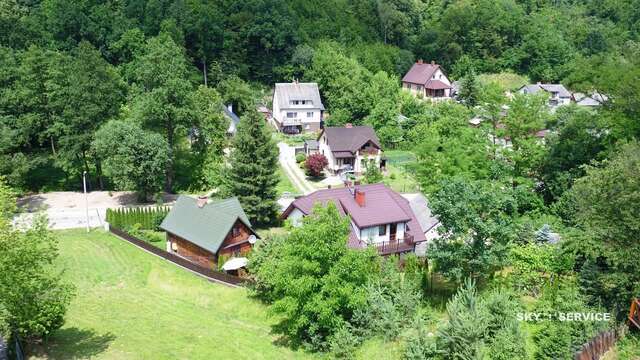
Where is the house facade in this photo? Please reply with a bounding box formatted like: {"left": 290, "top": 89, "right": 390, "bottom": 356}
{"left": 402, "top": 60, "right": 453, "bottom": 101}
{"left": 518, "top": 83, "right": 572, "bottom": 109}
{"left": 281, "top": 183, "right": 427, "bottom": 256}
{"left": 318, "top": 125, "right": 382, "bottom": 175}
{"left": 272, "top": 82, "right": 325, "bottom": 134}
{"left": 160, "top": 196, "right": 258, "bottom": 269}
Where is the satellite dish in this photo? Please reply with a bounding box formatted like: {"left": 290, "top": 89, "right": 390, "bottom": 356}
{"left": 248, "top": 235, "right": 257, "bottom": 244}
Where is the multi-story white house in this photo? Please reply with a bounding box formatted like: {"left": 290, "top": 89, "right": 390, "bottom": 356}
{"left": 318, "top": 125, "right": 383, "bottom": 175}
{"left": 518, "top": 83, "right": 572, "bottom": 110}
{"left": 281, "top": 183, "right": 427, "bottom": 256}
{"left": 401, "top": 60, "right": 453, "bottom": 101}
{"left": 272, "top": 82, "right": 325, "bottom": 134}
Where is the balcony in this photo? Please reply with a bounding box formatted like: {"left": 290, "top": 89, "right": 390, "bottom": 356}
{"left": 372, "top": 234, "right": 415, "bottom": 255}
{"left": 282, "top": 118, "right": 303, "bottom": 126}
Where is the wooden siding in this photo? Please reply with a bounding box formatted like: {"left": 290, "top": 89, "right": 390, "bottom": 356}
{"left": 218, "top": 220, "right": 254, "bottom": 257}
{"left": 166, "top": 219, "right": 255, "bottom": 269}
{"left": 167, "top": 232, "right": 216, "bottom": 269}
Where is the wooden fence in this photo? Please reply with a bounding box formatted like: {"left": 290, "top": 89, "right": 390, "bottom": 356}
{"left": 574, "top": 325, "right": 627, "bottom": 360}
{"left": 108, "top": 226, "right": 251, "bottom": 287}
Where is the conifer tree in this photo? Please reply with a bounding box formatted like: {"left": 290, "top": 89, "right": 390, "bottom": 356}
{"left": 224, "top": 110, "right": 279, "bottom": 227}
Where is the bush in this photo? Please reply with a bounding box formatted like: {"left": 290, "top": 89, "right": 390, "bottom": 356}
{"left": 106, "top": 206, "right": 170, "bottom": 230}
{"left": 328, "top": 325, "right": 361, "bottom": 359}
{"left": 295, "top": 153, "right": 306, "bottom": 163}
{"left": 304, "top": 153, "right": 328, "bottom": 177}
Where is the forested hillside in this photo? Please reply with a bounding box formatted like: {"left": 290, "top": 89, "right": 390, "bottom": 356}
{"left": 2, "top": 0, "right": 639, "bottom": 193}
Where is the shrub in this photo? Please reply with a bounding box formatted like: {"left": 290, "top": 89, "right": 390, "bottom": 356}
{"left": 106, "top": 206, "right": 170, "bottom": 230}
{"left": 328, "top": 325, "right": 361, "bottom": 359}
{"left": 304, "top": 153, "right": 328, "bottom": 177}
{"left": 295, "top": 153, "right": 306, "bottom": 163}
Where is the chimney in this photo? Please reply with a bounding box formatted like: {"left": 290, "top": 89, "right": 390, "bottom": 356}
{"left": 417, "top": 59, "right": 423, "bottom": 64}
{"left": 345, "top": 123, "right": 353, "bottom": 128}
{"left": 354, "top": 189, "right": 366, "bottom": 207}
{"left": 197, "top": 195, "right": 208, "bottom": 208}
{"left": 431, "top": 60, "right": 435, "bottom": 65}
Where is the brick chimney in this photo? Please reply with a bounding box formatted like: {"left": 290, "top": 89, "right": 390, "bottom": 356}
{"left": 197, "top": 196, "right": 208, "bottom": 208}
{"left": 354, "top": 189, "right": 365, "bottom": 207}
{"left": 345, "top": 123, "right": 353, "bottom": 128}
{"left": 417, "top": 59, "right": 423, "bottom": 64}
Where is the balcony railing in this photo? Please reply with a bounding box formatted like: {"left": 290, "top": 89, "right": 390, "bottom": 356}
{"left": 282, "top": 118, "right": 303, "bottom": 126}
{"left": 372, "top": 234, "right": 415, "bottom": 255}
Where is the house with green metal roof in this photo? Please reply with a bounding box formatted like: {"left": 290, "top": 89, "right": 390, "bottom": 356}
{"left": 160, "top": 195, "right": 258, "bottom": 269}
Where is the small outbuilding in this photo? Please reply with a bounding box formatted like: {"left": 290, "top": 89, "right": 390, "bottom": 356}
{"left": 160, "top": 195, "right": 258, "bottom": 269}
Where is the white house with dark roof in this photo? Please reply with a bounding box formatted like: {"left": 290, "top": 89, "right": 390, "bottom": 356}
{"left": 402, "top": 60, "right": 453, "bottom": 101}
{"left": 272, "top": 82, "right": 325, "bottom": 134}
{"left": 281, "top": 183, "right": 427, "bottom": 256}
{"left": 518, "top": 83, "right": 572, "bottom": 109}
{"left": 318, "top": 124, "right": 383, "bottom": 175}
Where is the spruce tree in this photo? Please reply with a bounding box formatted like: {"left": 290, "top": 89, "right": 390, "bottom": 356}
{"left": 224, "top": 110, "right": 279, "bottom": 227}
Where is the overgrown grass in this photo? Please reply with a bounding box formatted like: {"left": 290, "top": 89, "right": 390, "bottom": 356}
{"left": 32, "top": 229, "right": 316, "bottom": 360}
{"left": 478, "top": 72, "right": 530, "bottom": 92}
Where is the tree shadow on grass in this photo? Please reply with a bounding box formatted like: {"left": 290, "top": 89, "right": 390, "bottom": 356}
{"left": 32, "top": 327, "right": 115, "bottom": 360}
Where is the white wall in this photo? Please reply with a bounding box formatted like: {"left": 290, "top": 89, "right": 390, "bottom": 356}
{"left": 318, "top": 133, "right": 337, "bottom": 171}
{"left": 288, "top": 208, "right": 305, "bottom": 227}
{"left": 358, "top": 222, "right": 406, "bottom": 244}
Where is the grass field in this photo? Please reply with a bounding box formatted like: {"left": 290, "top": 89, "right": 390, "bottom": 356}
{"left": 33, "top": 229, "right": 316, "bottom": 360}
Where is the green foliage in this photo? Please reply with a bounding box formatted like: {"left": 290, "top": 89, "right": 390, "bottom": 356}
{"left": 532, "top": 280, "right": 609, "bottom": 360}
{"left": 93, "top": 120, "right": 169, "bottom": 200}
{"left": 128, "top": 32, "right": 195, "bottom": 192}
{"left": 224, "top": 110, "right": 279, "bottom": 228}
{"left": 0, "top": 304, "right": 9, "bottom": 340}
{"left": 508, "top": 241, "right": 574, "bottom": 296}
{"left": 352, "top": 258, "right": 421, "bottom": 341}
{"left": 429, "top": 178, "right": 517, "bottom": 282}
{"left": 436, "top": 280, "right": 527, "bottom": 360}
{"left": 457, "top": 71, "right": 480, "bottom": 107}
{"left": 567, "top": 142, "right": 640, "bottom": 318}
{"left": 250, "top": 203, "right": 378, "bottom": 350}
{"left": 0, "top": 180, "right": 75, "bottom": 342}
{"left": 106, "top": 206, "right": 169, "bottom": 231}
{"left": 295, "top": 153, "right": 306, "bottom": 164}
{"left": 362, "top": 159, "right": 383, "bottom": 184}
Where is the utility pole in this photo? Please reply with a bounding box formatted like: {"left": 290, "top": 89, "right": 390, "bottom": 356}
{"left": 83, "top": 171, "right": 89, "bottom": 233}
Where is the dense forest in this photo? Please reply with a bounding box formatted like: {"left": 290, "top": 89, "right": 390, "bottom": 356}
{"left": 1, "top": 0, "right": 640, "bottom": 193}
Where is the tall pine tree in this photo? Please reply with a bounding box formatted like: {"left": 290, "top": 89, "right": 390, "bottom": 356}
{"left": 224, "top": 110, "right": 279, "bottom": 227}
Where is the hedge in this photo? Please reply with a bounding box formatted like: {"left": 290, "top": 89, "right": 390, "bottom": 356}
{"left": 106, "top": 206, "right": 170, "bottom": 230}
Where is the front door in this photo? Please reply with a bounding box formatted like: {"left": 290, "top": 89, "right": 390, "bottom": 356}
{"left": 389, "top": 223, "right": 397, "bottom": 241}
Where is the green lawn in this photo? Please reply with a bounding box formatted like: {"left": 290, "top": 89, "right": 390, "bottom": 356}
{"left": 33, "top": 229, "right": 316, "bottom": 360}
{"left": 382, "top": 150, "right": 420, "bottom": 193}
{"left": 276, "top": 165, "right": 298, "bottom": 196}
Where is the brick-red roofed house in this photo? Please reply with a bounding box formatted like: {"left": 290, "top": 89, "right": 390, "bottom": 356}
{"left": 281, "top": 183, "right": 427, "bottom": 255}
{"left": 402, "top": 60, "right": 453, "bottom": 101}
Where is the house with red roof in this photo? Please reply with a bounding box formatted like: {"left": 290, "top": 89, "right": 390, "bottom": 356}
{"left": 318, "top": 124, "right": 383, "bottom": 175}
{"left": 402, "top": 60, "right": 453, "bottom": 101}
{"left": 281, "top": 183, "right": 427, "bottom": 256}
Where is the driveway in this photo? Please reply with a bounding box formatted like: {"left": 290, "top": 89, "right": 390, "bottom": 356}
{"left": 15, "top": 191, "right": 179, "bottom": 230}
{"left": 277, "top": 142, "right": 315, "bottom": 194}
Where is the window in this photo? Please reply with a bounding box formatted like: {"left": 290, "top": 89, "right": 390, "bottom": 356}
{"left": 307, "top": 112, "right": 313, "bottom": 118}
{"left": 378, "top": 225, "right": 387, "bottom": 236}
{"left": 301, "top": 100, "right": 306, "bottom": 105}
{"left": 286, "top": 112, "right": 297, "bottom": 118}
{"left": 292, "top": 100, "right": 299, "bottom": 105}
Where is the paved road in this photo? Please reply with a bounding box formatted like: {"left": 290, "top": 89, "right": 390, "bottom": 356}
{"left": 277, "top": 142, "right": 315, "bottom": 194}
